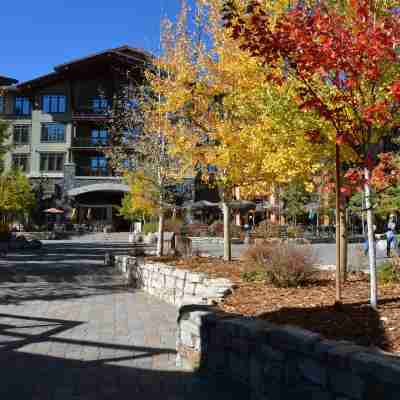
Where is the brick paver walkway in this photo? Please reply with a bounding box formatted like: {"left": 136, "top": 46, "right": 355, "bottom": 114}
{"left": 0, "top": 242, "right": 246, "bottom": 400}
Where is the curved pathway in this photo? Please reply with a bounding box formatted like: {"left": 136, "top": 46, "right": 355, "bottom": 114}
{"left": 0, "top": 242, "right": 246, "bottom": 400}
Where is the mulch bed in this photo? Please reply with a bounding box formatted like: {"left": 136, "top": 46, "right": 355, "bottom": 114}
{"left": 148, "top": 256, "right": 400, "bottom": 353}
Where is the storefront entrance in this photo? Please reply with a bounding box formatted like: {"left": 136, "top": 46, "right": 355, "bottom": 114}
{"left": 68, "top": 185, "right": 130, "bottom": 231}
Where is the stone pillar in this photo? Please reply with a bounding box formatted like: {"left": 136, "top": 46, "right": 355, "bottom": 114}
{"left": 63, "top": 162, "right": 76, "bottom": 195}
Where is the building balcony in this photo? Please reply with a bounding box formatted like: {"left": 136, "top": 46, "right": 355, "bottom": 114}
{"left": 71, "top": 137, "right": 110, "bottom": 148}
{"left": 72, "top": 107, "right": 110, "bottom": 122}
{"left": 76, "top": 166, "right": 114, "bottom": 177}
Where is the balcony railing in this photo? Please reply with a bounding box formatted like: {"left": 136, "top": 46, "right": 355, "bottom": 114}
{"left": 76, "top": 166, "right": 114, "bottom": 177}
{"left": 72, "top": 107, "right": 109, "bottom": 121}
{"left": 72, "top": 137, "right": 110, "bottom": 148}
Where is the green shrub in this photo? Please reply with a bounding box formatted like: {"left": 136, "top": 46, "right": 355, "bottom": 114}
{"left": 242, "top": 241, "right": 315, "bottom": 288}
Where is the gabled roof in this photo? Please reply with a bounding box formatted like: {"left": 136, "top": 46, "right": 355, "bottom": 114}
{"left": 16, "top": 45, "right": 153, "bottom": 91}
{"left": 54, "top": 45, "right": 152, "bottom": 72}
{"left": 17, "top": 72, "right": 59, "bottom": 90}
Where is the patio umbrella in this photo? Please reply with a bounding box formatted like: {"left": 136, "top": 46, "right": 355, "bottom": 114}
{"left": 43, "top": 208, "right": 64, "bottom": 214}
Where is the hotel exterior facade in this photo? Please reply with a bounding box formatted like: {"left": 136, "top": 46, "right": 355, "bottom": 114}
{"left": 0, "top": 46, "right": 159, "bottom": 228}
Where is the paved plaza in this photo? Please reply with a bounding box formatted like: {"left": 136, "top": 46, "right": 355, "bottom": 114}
{"left": 0, "top": 242, "right": 247, "bottom": 400}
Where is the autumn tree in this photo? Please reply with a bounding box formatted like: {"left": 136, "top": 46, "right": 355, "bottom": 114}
{"left": 0, "top": 169, "right": 34, "bottom": 223}
{"left": 106, "top": 84, "right": 187, "bottom": 256}
{"left": 147, "top": 0, "right": 332, "bottom": 260}
{"left": 224, "top": 0, "right": 400, "bottom": 307}
{"left": 118, "top": 179, "right": 153, "bottom": 227}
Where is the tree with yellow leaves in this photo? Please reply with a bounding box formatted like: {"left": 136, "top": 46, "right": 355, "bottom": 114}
{"left": 0, "top": 169, "right": 34, "bottom": 224}
{"left": 145, "top": 0, "right": 333, "bottom": 260}
{"left": 106, "top": 82, "right": 189, "bottom": 256}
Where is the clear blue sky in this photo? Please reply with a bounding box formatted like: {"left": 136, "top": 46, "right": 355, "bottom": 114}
{"left": 0, "top": 1, "right": 194, "bottom": 83}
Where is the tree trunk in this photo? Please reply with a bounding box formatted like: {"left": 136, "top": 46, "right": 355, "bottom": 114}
{"left": 340, "top": 206, "right": 348, "bottom": 282}
{"left": 157, "top": 211, "right": 165, "bottom": 257}
{"left": 222, "top": 201, "right": 231, "bottom": 261}
{"left": 335, "top": 144, "right": 342, "bottom": 304}
{"left": 361, "top": 191, "right": 365, "bottom": 237}
{"left": 364, "top": 167, "right": 378, "bottom": 309}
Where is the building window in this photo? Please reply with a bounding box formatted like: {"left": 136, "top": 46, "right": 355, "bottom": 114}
{"left": 90, "top": 156, "right": 108, "bottom": 176}
{"left": 122, "top": 158, "right": 136, "bottom": 170}
{"left": 0, "top": 97, "right": 4, "bottom": 113}
{"left": 12, "top": 154, "right": 30, "bottom": 172}
{"left": 92, "top": 98, "right": 109, "bottom": 113}
{"left": 40, "top": 153, "right": 65, "bottom": 172}
{"left": 43, "top": 95, "right": 66, "bottom": 113}
{"left": 122, "top": 127, "right": 140, "bottom": 144}
{"left": 13, "top": 125, "right": 30, "bottom": 145}
{"left": 15, "top": 97, "right": 31, "bottom": 115}
{"left": 41, "top": 123, "right": 65, "bottom": 143}
{"left": 91, "top": 129, "right": 108, "bottom": 146}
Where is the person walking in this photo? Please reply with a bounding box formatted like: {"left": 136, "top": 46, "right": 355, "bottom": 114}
{"left": 386, "top": 216, "right": 397, "bottom": 257}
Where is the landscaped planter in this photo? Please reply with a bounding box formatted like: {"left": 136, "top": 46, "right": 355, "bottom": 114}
{"left": 114, "top": 254, "right": 400, "bottom": 399}
{"left": 177, "top": 305, "right": 400, "bottom": 400}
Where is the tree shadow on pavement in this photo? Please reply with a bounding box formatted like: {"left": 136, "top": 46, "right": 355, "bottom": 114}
{"left": 0, "top": 242, "right": 141, "bottom": 305}
{"left": 0, "top": 312, "right": 246, "bottom": 400}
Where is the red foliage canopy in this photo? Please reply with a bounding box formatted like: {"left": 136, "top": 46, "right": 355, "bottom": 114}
{"left": 224, "top": 0, "right": 400, "bottom": 156}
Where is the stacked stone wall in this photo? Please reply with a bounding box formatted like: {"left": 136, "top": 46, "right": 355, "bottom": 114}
{"left": 114, "top": 256, "right": 233, "bottom": 307}
{"left": 177, "top": 306, "right": 400, "bottom": 400}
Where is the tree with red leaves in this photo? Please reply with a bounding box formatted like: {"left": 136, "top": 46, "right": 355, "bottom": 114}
{"left": 224, "top": 0, "right": 400, "bottom": 308}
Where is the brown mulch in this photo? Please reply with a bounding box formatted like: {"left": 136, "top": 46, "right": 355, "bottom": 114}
{"left": 148, "top": 256, "right": 400, "bottom": 353}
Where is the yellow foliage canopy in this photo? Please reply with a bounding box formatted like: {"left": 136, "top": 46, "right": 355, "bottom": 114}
{"left": 145, "top": 0, "right": 334, "bottom": 199}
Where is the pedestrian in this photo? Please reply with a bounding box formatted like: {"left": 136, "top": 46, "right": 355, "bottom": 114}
{"left": 386, "top": 216, "right": 397, "bottom": 257}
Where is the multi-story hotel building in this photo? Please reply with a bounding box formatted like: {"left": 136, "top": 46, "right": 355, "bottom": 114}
{"left": 0, "top": 46, "right": 156, "bottom": 229}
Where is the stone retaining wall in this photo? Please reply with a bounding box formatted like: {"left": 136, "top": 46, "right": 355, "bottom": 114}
{"left": 177, "top": 305, "right": 400, "bottom": 400}
{"left": 114, "top": 256, "right": 234, "bottom": 307}
{"left": 189, "top": 237, "right": 243, "bottom": 245}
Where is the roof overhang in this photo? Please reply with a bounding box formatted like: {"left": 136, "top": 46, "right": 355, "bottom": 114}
{"left": 68, "top": 183, "right": 129, "bottom": 197}
{"left": 15, "top": 45, "right": 154, "bottom": 92}
{"left": 0, "top": 76, "right": 18, "bottom": 86}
